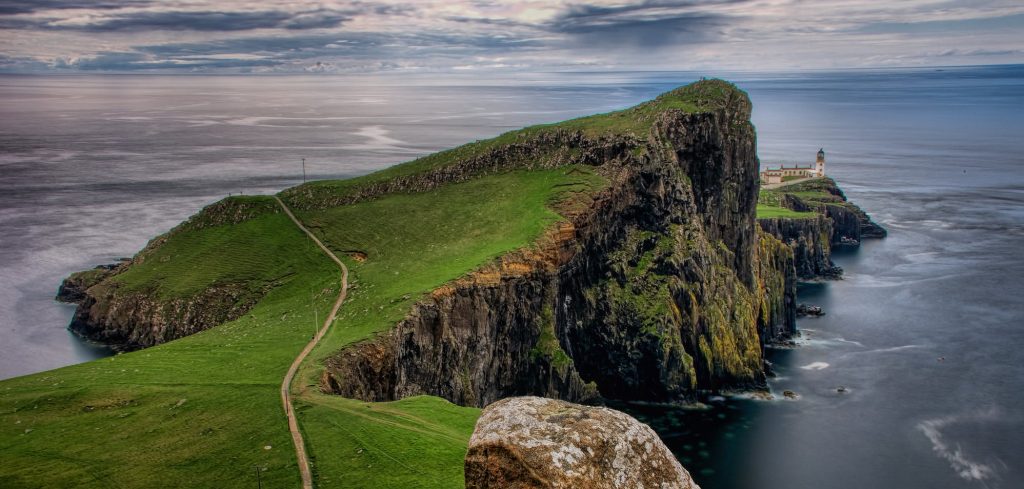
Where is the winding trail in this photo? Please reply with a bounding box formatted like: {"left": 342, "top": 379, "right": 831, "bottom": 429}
{"left": 275, "top": 196, "right": 349, "bottom": 489}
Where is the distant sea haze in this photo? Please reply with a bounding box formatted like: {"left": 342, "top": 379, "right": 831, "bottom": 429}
{"left": 1, "top": 65, "right": 1022, "bottom": 489}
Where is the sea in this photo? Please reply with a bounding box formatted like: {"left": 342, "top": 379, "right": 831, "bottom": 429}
{"left": 1, "top": 65, "right": 1022, "bottom": 488}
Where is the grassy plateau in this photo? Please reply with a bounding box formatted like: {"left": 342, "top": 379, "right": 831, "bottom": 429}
{"left": 0, "top": 80, "right": 741, "bottom": 488}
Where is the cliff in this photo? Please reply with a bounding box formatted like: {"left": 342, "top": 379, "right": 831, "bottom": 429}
{"left": 755, "top": 231, "right": 798, "bottom": 341}
{"left": 757, "top": 216, "right": 839, "bottom": 280}
{"left": 757, "top": 178, "right": 886, "bottom": 280}
{"left": 38, "top": 80, "right": 890, "bottom": 488}
{"left": 58, "top": 81, "right": 868, "bottom": 408}
{"left": 58, "top": 197, "right": 291, "bottom": 350}
{"left": 323, "top": 80, "right": 772, "bottom": 406}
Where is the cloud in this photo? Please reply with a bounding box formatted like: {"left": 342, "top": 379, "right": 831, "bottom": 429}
{"left": 26, "top": 9, "right": 351, "bottom": 32}
{"left": 0, "top": 1, "right": 148, "bottom": 15}
{"left": 50, "top": 50, "right": 281, "bottom": 71}
{"left": 0, "top": 1, "right": 1022, "bottom": 72}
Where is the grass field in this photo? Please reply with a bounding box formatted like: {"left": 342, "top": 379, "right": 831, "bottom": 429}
{"left": 755, "top": 204, "right": 818, "bottom": 219}
{"left": 0, "top": 202, "right": 337, "bottom": 488}
{"left": 294, "top": 167, "right": 606, "bottom": 486}
{"left": 757, "top": 179, "right": 830, "bottom": 219}
{"left": 0, "top": 168, "right": 606, "bottom": 488}
{"left": 110, "top": 200, "right": 305, "bottom": 299}
{"left": 281, "top": 80, "right": 743, "bottom": 209}
{"left": 0, "top": 81, "right": 727, "bottom": 488}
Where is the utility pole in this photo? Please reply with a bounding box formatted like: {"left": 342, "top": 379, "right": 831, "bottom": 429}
{"left": 302, "top": 158, "right": 306, "bottom": 184}
{"left": 253, "top": 465, "right": 262, "bottom": 489}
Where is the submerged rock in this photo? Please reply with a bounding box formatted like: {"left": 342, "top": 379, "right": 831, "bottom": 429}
{"left": 796, "top": 304, "right": 826, "bottom": 317}
{"left": 465, "top": 396, "right": 699, "bottom": 489}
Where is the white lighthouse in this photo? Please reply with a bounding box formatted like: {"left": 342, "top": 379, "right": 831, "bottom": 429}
{"left": 815, "top": 148, "right": 826, "bottom": 177}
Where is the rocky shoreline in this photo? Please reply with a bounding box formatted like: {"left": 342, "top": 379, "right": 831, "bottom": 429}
{"left": 57, "top": 81, "right": 884, "bottom": 409}
{"left": 51, "top": 81, "right": 887, "bottom": 488}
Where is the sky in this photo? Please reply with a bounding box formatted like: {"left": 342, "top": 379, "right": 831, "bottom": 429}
{"left": 0, "top": 0, "right": 1022, "bottom": 73}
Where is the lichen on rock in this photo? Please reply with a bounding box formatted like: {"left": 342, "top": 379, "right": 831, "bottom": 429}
{"left": 465, "top": 396, "right": 700, "bottom": 489}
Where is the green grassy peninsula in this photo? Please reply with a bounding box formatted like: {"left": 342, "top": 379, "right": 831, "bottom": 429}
{"left": 0, "top": 80, "right": 789, "bottom": 488}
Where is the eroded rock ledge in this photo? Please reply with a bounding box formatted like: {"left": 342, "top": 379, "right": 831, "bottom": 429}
{"left": 57, "top": 198, "right": 283, "bottom": 351}
{"left": 323, "top": 85, "right": 777, "bottom": 407}
{"left": 465, "top": 396, "right": 700, "bottom": 489}
{"left": 758, "top": 178, "right": 886, "bottom": 281}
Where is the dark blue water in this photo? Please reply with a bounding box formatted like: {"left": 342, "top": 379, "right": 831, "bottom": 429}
{"left": 1, "top": 66, "right": 1022, "bottom": 488}
{"left": 627, "top": 65, "right": 1024, "bottom": 489}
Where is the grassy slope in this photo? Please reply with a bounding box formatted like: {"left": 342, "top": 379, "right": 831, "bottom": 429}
{"left": 755, "top": 204, "right": 817, "bottom": 219}
{"left": 757, "top": 177, "right": 854, "bottom": 220}
{"left": 0, "top": 202, "right": 338, "bottom": 488}
{"left": 296, "top": 167, "right": 607, "bottom": 487}
{"left": 282, "top": 79, "right": 740, "bottom": 208}
{"left": 108, "top": 197, "right": 299, "bottom": 299}
{"left": 0, "top": 169, "right": 606, "bottom": 488}
{"left": 0, "top": 80, "right": 739, "bottom": 488}
{"left": 757, "top": 179, "right": 820, "bottom": 219}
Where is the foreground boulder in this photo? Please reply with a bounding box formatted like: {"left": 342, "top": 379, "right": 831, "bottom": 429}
{"left": 465, "top": 396, "right": 699, "bottom": 489}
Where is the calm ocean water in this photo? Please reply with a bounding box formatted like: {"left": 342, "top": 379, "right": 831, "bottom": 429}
{"left": 1, "top": 66, "right": 1022, "bottom": 488}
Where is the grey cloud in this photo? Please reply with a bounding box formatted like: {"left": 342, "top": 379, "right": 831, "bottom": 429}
{"left": 136, "top": 30, "right": 542, "bottom": 61}
{"left": 0, "top": 1, "right": 149, "bottom": 15}
{"left": 282, "top": 10, "right": 352, "bottom": 30}
{"left": 855, "top": 12, "right": 1024, "bottom": 35}
{"left": 54, "top": 50, "right": 280, "bottom": 71}
{"left": 56, "top": 10, "right": 350, "bottom": 32}
{"left": 444, "top": 15, "right": 534, "bottom": 28}
{"left": 556, "top": 14, "right": 731, "bottom": 48}
{"left": 545, "top": 1, "right": 744, "bottom": 48}
{"left": 937, "top": 48, "right": 1023, "bottom": 57}
{"left": 552, "top": 0, "right": 744, "bottom": 30}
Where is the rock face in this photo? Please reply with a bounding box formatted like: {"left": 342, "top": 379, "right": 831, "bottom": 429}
{"left": 755, "top": 231, "right": 798, "bottom": 341}
{"left": 55, "top": 264, "right": 119, "bottom": 303}
{"left": 67, "top": 281, "right": 267, "bottom": 351}
{"left": 757, "top": 216, "right": 840, "bottom": 280}
{"left": 781, "top": 178, "right": 887, "bottom": 246}
{"left": 465, "top": 396, "right": 699, "bottom": 489}
{"left": 58, "top": 198, "right": 281, "bottom": 350}
{"left": 324, "top": 81, "right": 773, "bottom": 406}
{"left": 758, "top": 178, "right": 886, "bottom": 281}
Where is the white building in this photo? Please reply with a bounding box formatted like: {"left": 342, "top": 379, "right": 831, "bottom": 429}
{"left": 760, "top": 149, "right": 826, "bottom": 184}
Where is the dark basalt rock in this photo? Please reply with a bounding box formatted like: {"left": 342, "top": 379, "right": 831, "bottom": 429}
{"left": 757, "top": 215, "right": 838, "bottom": 280}
{"left": 796, "top": 304, "right": 826, "bottom": 317}
{"left": 68, "top": 281, "right": 269, "bottom": 351}
{"left": 758, "top": 178, "right": 885, "bottom": 281}
{"left": 324, "top": 83, "right": 780, "bottom": 406}
{"left": 55, "top": 263, "right": 121, "bottom": 303}
{"left": 58, "top": 199, "right": 281, "bottom": 351}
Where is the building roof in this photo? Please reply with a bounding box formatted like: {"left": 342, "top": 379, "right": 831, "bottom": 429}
{"left": 762, "top": 165, "right": 813, "bottom": 172}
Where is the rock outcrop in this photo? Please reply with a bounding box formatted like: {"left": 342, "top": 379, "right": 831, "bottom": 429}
{"left": 781, "top": 178, "right": 887, "bottom": 246}
{"left": 58, "top": 197, "right": 282, "bottom": 351}
{"left": 757, "top": 216, "right": 840, "bottom": 280}
{"left": 757, "top": 178, "right": 886, "bottom": 281}
{"left": 465, "top": 396, "right": 699, "bottom": 489}
{"left": 755, "top": 231, "right": 797, "bottom": 341}
{"left": 66, "top": 281, "right": 269, "bottom": 351}
{"left": 323, "top": 81, "right": 772, "bottom": 406}
{"left": 55, "top": 263, "right": 120, "bottom": 303}
{"left": 60, "top": 81, "right": 879, "bottom": 407}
